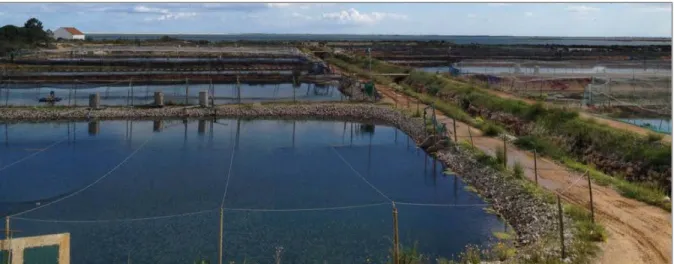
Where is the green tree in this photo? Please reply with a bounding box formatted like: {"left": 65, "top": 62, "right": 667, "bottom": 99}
{"left": 22, "top": 18, "right": 47, "bottom": 45}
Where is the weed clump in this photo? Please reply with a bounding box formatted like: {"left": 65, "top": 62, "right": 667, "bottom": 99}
{"left": 512, "top": 161, "right": 524, "bottom": 179}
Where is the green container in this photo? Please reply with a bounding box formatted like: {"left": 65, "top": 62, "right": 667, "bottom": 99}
{"left": 364, "top": 82, "right": 375, "bottom": 96}
{"left": 23, "top": 246, "right": 59, "bottom": 264}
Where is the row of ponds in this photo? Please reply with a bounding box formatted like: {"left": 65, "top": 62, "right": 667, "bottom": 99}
{"left": 420, "top": 66, "right": 672, "bottom": 76}
{"left": 0, "top": 83, "right": 343, "bottom": 106}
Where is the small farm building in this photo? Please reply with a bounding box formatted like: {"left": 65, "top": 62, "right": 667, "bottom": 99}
{"left": 53, "top": 27, "right": 85, "bottom": 40}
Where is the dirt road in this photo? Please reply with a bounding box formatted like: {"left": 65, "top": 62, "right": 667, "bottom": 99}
{"left": 371, "top": 81, "right": 672, "bottom": 264}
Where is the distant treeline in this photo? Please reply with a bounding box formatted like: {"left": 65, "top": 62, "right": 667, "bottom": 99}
{"left": 0, "top": 18, "right": 51, "bottom": 57}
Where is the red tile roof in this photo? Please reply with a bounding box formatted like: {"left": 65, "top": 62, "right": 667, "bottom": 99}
{"left": 63, "top": 27, "right": 84, "bottom": 35}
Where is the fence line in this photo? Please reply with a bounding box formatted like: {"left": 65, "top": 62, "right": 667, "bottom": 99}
{"left": 220, "top": 140, "right": 238, "bottom": 207}
{"left": 0, "top": 136, "right": 70, "bottom": 173}
{"left": 10, "top": 201, "right": 493, "bottom": 224}
{"left": 9, "top": 132, "right": 157, "bottom": 218}
{"left": 330, "top": 146, "right": 393, "bottom": 202}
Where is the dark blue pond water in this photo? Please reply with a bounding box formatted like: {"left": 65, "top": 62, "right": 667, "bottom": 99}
{"left": 0, "top": 83, "right": 343, "bottom": 106}
{"left": 0, "top": 120, "right": 503, "bottom": 263}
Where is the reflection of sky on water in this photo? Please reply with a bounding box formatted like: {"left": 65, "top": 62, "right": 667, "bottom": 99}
{"left": 618, "top": 118, "right": 672, "bottom": 134}
{"left": 2, "top": 119, "right": 503, "bottom": 263}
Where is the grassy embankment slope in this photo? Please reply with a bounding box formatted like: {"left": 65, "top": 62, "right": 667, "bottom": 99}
{"left": 327, "top": 52, "right": 671, "bottom": 211}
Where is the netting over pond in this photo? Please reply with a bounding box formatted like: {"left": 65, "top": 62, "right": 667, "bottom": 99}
{"left": 0, "top": 120, "right": 504, "bottom": 263}
{"left": 0, "top": 80, "right": 344, "bottom": 107}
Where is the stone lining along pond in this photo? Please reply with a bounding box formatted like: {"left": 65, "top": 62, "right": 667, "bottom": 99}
{"left": 1, "top": 118, "right": 505, "bottom": 263}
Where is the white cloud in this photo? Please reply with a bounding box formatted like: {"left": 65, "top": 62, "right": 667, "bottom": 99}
{"left": 146, "top": 12, "right": 197, "bottom": 21}
{"left": 291, "top": 12, "right": 313, "bottom": 20}
{"left": 467, "top": 13, "right": 477, "bottom": 18}
{"left": 321, "top": 8, "right": 407, "bottom": 25}
{"left": 487, "top": 3, "right": 511, "bottom": 7}
{"left": 525, "top": 12, "right": 533, "bottom": 17}
{"left": 637, "top": 6, "right": 671, "bottom": 13}
{"left": 134, "top": 5, "right": 197, "bottom": 21}
{"left": 266, "top": 3, "right": 291, "bottom": 8}
{"left": 133, "top": 5, "right": 168, "bottom": 14}
{"left": 565, "top": 5, "right": 600, "bottom": 14}
{"left": 266, "top": 3, "right": 334, "bottom": 10}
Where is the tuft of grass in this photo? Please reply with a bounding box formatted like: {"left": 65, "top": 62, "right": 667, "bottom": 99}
{"left": 480, "top": 122, "right": 503, "bottom": 137}
{"left": 492, "top": 231, "right": 515, "bottom": 241}
{"left": 492, "top": 242, "right": 517, "bottom": 261}
{"left": 647, "top": 132, "right": 664, "bottom": 142}
{"left": 512, "top": 161, "right": 524, "bottom": 179}
{"left": 495, "top": 146, "right": 506, "bottom": 166}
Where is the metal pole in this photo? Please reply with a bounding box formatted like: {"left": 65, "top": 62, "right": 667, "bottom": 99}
{"left": 503, "top": 135, "right": 507, "bottom": 166}
{"left": 210, "top": 78, "right": 214, "bottom": 108}
{"left": 534, "top": 150, "right": 539, "bottom": 185}
{"left": 5, "top": 216, "right": 11, "bottom": 264}
{"left": 69, "top": 83, "right": 73, "bottom": 106}
{"left": 587, "top": 172, "right": 595, "bottom": 223}
{"left": 74, "top": 82, "right": 78, "bottom": 106}
{"left": 236, "top": 75, "right": 241, "bottom": 104}
{"left": 452, "top": 118, "right": 457, "bottom": 142}
{"left": 185, "top": 78, "right": 189, "bottom": 105}
{"left": 392, "top": 202, "right": 400, "bottom": 264}
{"left": 557, "top": 195, "right": 566, "bottom": 260}
{"left": 130, "top": 79, "right": 134, "bottom": 106}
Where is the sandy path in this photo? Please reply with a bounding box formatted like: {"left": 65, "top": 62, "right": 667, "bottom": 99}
{"left": 356, "top": 76, "right": 672, "bottom": 264}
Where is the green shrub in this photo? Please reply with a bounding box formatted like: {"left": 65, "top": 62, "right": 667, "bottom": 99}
{"left": 512, "top": 161, "right": 524, "bottom": 179}
{"left": 647, "top": 132, "right": 664, "bottom": 142}
{"left": 481, "top": 122, "right": 502, "bottom": 136}
{"left": 495, "top": 146, "right": 506, "bottom": 166}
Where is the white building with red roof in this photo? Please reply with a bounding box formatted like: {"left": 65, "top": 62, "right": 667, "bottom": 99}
{"left": 53, "top": 27, "right": 85, "bottom": 40}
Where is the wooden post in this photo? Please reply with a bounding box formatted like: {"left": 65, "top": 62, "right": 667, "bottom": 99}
{"left": 69, "top": 83, "right": 73, "bottom": 106}
{"left": 130, "top": 79, "right": 134, "bottom": 107}
{"left": 210, "top": 78, "right": 215, "bottom": 108}
{"left": 4, "top": 216, "right": 8, "bottom": 240}
{"left": 534, "top": 150, "right": 539, "bottom": 185}
{"left": 185, "top": 78, "right": 189, "bottom": 105}
{"left": 236, "top": 75, "right": 241, "bottom": 104}
{"left": 452, "top": 118, "right": 457, "bottom": 142}
{"left": 468, "top": 127, "right": 474, "bottom": 147}
{"left": 5, "top": 216, "right": 10, "bottom": 264}
{"left": 557, "top": 195, "right": 566, "bottom": 260}
{"left": 392, "top": 202, "right": 400, "bottom": 264}
{"left": 127, "top": 79, "right": 132, "bottom": 106}
{"left": 503, "top": 135, "right": 507, "bottom": 166}
{"left": 74, "top": 83, "right": 78, "bottom": 106}
{"left": 218, "top": 207, "right": 224, "bottom": 264}
{"left": 587, "top": 172, "right": 595, "bottom": 223}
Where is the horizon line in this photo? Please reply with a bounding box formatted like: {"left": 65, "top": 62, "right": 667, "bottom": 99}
{"left": 82, "top": 33, "right": 673, "bottom": 40}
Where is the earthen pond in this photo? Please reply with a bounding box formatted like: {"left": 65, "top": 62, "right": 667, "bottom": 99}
{"left": 1, "top": 119, "right": 504, "bottom": 263}
{"left": 0, "top": 82, "right": 343, "bottom": 106}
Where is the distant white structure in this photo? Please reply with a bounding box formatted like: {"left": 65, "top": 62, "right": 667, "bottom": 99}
{"left": 53, "top": 27, "right": 85, "bottom": 40}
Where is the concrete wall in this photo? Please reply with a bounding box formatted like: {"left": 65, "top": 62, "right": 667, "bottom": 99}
{"left": 53, "top": 28, "right": 72, "bottom": 40}
{"left": 0, "top": 233, "right": 70, "bottom": 264}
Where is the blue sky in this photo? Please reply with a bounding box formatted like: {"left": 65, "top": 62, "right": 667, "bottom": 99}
{"left": 0, "top": 3, "right": 671, "bottom": 37}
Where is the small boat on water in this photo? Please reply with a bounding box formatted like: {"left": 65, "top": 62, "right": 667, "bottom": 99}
{"left": 38, "top": 97, "right": 63, "bottom": 103}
